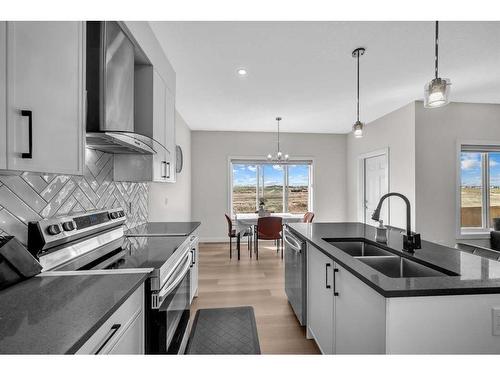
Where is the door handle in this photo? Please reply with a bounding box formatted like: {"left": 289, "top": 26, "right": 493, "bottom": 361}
{"left": 333, "top": 268, "right": 339, "bottom": 296}
{"left": 325, "top": 263, "right": 331, "bottom": 289}
{"left": 21, "top": 110, "right": 33, "bottom": 159}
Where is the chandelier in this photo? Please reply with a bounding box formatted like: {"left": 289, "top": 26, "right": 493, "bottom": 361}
{"left": 267, "top": 117, "right": 289, "bottom": 162}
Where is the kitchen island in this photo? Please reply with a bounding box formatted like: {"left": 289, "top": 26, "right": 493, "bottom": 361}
{"left": 287, "top": 222, "right": 500, "bottom": 354}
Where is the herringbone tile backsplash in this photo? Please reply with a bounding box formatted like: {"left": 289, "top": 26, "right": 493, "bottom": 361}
{"left": 0, "top": 149, "right": 149, "bottom": 245}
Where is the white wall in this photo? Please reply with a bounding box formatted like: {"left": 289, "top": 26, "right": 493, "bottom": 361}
{"left": 346, "top": 102, "right": 416, "bottom": 230}
{"left": 415, "top": 101, "right": 500, "bottom": 246}
{"left": 191, "top": 131, "right": 347, "bottom": 241}
{"left": 148, "top": 111, "right": 192, "bottom": 221}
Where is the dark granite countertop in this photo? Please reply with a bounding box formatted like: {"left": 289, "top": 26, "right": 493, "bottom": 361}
{"left": 120, "top": 236, "right": 190, "bottom": 269}
{"left": 125, "top": 221, "right": 201, "bottom": 237}
{"left": 287, "top": 222, "right": 500, "bottom": 298}
{"left": 457, "top": 238, "right": 500, "bottom": 252}
{"left": 0, "top": 271, "right": 150, "bottom": 354}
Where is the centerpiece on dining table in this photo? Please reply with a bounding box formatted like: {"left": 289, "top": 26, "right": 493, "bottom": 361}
{"left": 256, "top": 198, "right": 271, "bottom": 217}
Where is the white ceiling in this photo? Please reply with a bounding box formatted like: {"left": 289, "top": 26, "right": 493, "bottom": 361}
{"left": 150, "top": 21, "right": 500, "bottom": 134}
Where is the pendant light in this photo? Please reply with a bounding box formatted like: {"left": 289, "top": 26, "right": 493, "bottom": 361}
{"left": 352, "top": 47, "right": 366, "bottom": 138}
{"left": 424, "top": 21, "right": 451, "bottom": 108}
{"left": 267, "top": 117, "right": 289, "bottom": 162}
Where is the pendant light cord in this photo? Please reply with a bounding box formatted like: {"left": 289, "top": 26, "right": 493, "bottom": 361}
{"left": 435, "top": 20, "right": 439, "bottom": 79}
{"left": 356, "top": 51, "right": 360, "bottom": 122}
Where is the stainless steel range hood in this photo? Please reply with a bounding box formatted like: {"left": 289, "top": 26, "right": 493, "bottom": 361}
{"left": 86, "top": 21, "right": 158, "bottom": 155}
{"left": 86, "top": 131, "right": 156, "bottom": 154}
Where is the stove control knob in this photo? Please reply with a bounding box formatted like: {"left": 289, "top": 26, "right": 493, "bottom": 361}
{"left": 47, "top": 224, "right": 61, "bottom": 235}
{"left": 62, "top": 221, "right": 75, "bottom": 231}
{"left": 110, "top": 212, "right": 119, "bottom": 219}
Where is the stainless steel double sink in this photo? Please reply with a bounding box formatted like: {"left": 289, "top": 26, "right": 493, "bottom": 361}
{"left": 324, "top": 239, "right": 458, "bottom": 278}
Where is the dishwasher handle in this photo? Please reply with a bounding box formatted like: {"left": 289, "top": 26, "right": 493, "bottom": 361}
{"left": 284, "top": 229, "right": 303, "bottom": 253}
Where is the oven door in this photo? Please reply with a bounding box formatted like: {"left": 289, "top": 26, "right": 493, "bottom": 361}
{"left": 152, "top": 249, "right": 192, "bottom": 354}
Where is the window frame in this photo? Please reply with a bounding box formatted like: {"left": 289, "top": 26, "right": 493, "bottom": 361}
{"left": 228, "top": 157, "right": 314, "bottom": 217}
{"left": 456, "top": 141, "right": 500, "bottom": 239}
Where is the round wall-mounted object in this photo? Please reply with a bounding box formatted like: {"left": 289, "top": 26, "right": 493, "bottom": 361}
{"left": 175, "top": 145, "right": 183, "bottom": 173}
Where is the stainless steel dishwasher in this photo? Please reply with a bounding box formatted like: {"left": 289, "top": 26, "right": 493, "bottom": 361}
{"left": 283, "top": 226, "right": 307, "bottom": 326}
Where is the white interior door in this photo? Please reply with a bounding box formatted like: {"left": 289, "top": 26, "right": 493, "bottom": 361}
{"left": 364, "top": 153, "right": 389, "bottom": 226}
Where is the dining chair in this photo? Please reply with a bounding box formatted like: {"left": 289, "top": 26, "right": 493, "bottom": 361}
{"left": 303, "top": 212, "right": 315, "bottom": 223}
{"left": 225, "top": 214, "right": 252, "bottom": 259}
{"left": 254, "top": 216, "right": 283, "bottom": 260}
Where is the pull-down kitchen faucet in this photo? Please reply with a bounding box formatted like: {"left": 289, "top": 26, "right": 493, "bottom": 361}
{"left": 371, "top": 192, "right": 421, "bottom": 253}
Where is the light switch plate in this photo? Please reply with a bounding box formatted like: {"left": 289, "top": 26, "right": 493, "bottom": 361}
{"left": 492, "top": 308, "right": 500, "bottom": 336}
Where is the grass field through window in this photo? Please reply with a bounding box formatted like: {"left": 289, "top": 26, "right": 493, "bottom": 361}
{"left": 233, "top": 185, "right": 308, "bottom": 214}
{"left": 461, "top": 186, "right": 500, "bottom": 227}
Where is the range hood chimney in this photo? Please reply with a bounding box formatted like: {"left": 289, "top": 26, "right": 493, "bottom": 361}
{"left": 85, "top": 21, "right": 160, "bottom": 155}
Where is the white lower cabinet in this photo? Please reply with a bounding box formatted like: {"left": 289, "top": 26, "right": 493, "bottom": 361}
{"left": 307, "top": 244, "right": 334, "bottom": 354}
{"left": 190, "top": 235, "right": 199, "bottom": 302}
{"left": 307, "top": 245, "right": 386, "bottom": 354}
{"left": 77, "top": 284, "right": 145, "bottom": 354}
{"left": 334, "top": 260, "right": 386, "bottom": 354}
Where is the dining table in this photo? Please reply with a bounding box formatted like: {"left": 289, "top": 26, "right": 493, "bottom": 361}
{"left": 232, "top": 213, "right": 303, "bottom": 260}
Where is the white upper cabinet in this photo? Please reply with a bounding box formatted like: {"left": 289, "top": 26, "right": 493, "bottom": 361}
{"left": 164, "top": 86, "right": 176, "bottom": 183}
{"left": 113, "top": 21, "right": 177, "bottom": 183}
{"left": 2, "top": 21, "right": 85, "bottom": 175}
{"left": 0, "top": 22, "right": 7, "bottom": 170}
{"left": 152, "top": 69, "right": 169, "bottom": 182}
{"left": 114, "top": 66, "right": 175, "bottom": 183}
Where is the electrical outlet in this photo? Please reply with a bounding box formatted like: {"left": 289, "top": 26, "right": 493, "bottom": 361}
{"left": 492, "top": 308, "right": 500, "bottom": 336}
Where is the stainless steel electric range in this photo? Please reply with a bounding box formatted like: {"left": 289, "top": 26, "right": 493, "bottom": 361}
{"left": 28, "top": 209, "right": 197, "bottom": 354}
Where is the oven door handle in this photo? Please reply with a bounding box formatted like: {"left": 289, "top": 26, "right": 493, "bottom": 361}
{"left": 154, "top": 251, "right": 192, "bottom": 309}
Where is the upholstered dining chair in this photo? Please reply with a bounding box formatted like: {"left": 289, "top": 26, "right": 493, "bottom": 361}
{"left": 254, "top": 216, "right": 283, "bottom": 260}
{"left": 303, "top": 212, "right": 315, "bottom": 223}
{"left": 224, "top": 214, "right": 252, "bottom": 259}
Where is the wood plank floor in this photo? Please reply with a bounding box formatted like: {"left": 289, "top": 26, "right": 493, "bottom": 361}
{"left": 190, "top": 241, "right": 320, "bottom": 354}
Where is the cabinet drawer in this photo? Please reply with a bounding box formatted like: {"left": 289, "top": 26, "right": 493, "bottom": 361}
{"left": 76, "top": 284, "right": 144, "bottom": 354}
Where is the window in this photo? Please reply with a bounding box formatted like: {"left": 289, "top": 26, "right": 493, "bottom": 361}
{"left": 231, "top": 160, "right": 312, "bottom": 215}
{"left": 459, "top": 144, "right": 500, "bottom": 234}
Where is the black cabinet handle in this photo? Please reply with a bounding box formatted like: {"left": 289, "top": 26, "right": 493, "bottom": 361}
{"left": 21, "top": 110, "right": 32, "bottom": 159}
{"left": 94, "top": 323, "right": 121, "bottom": 354}
{"left": 333, "top": 268, "right": 339, "bottom": 296}
{"left": 161, "top": 161, "right": 167, "bottom": 178}
{"left": 325, "top": 263, "right": 331, "bottom": 289}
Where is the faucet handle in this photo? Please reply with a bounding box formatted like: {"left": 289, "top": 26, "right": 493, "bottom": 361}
{"left": 403, "top": 233, "right": 421, "bottom": 253}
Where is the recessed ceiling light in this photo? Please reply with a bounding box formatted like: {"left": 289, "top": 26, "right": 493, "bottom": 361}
{"left": 237, "top": 68, "right": 248, "bottom": 76}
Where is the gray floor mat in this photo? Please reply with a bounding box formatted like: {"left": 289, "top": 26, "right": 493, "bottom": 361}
{"left": 185, "top": 306, "right": 261, "bottom": 354}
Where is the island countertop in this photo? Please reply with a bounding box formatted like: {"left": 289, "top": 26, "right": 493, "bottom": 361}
{"left": 0, "top": 271, "right": 150, "bottom": 354}
{"left": 286, "top": 222, "right": 500, "bottom": 297}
